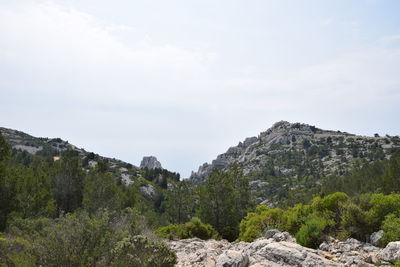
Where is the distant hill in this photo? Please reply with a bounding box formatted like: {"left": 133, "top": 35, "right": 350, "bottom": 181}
{"left": 189, "top": 121, "right": 400, "bottom": 206}
{"left": 0, "top": 127, "right": 180, "bottom": 197}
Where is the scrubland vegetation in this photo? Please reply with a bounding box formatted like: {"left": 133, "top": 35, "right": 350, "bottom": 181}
{"left": 1, "top": 132, "right": 400, "bottom": 266}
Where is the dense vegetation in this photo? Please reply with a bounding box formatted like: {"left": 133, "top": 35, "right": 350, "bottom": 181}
{"left": 1, "top": 130, "right": 400, "bottom": 265}
{"left": 0, "top": 134, "right": 177, "bottom": 266}
{"left": 238, "top": 192, "right": 400, "bottom": 248}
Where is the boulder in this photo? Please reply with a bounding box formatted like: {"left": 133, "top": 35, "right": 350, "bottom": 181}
{"left": 264, "top": 229, "right": 281, "bottom": 239}
{"left": 370, "top": 230, "right": 384, "bottom": 246}
{"left": 216, "top": 250, "right": 249, "bottom": 267}
{"left": 264, "top": 229, "right": 296, "bottom": 243}
{"left": 248, "top": 241, "right": 341, "bottom": 267}
{"left": 380, "top": 241, "right": 400, "bottom": 263}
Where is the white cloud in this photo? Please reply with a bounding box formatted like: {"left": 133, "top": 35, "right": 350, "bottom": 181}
{"left": 0, "top": 2, "right": 216, "bottom": 105}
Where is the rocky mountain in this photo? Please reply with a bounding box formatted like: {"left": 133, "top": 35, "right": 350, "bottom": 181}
{"left": 190, "top": 121, "right": 400, "bottom": 183}
{"left": 140, "top": 156, "right": 162, "bottom": 169}
{"left": 169, "top": 229, "right": 400, "bottom": 267}
{"left": 189, "top": 121, "right": 400, "bottom": 205}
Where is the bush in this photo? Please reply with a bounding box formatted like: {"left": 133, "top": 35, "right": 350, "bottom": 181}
{"left": 185, "top": 217, "right": 218, "bottom": 240}
{"left": 238, "top": 206, "right": 284, "bottom": 242}
{"left": 283, "top": 204, "right": 312, "bottom": 234}
{"left": 367, "top": 194, "right": 400, "bottom": 231}
{"left": 110, "top": 235, "right": 176, "bottom": 267}
{"left": 156, "top": 217, "right": 218, "bottom": 240}
{"left": 341, "top": 202, "right": 368, "bottom": 240}
{"left": 6, "top": 216, "right": 52, "bottom": 238}
{"left": 33, "top": 211, "right": 116, "bottom": 266}
{"left": 295, "top": 216, "right": 332, "bottom": 248}
{"left": 0, "top": 236, "right": 36, "bottom": 267}
{"left": 380, "top": 214, "right": 400, "bottom": 246}
{"left": 156, "top": 224, "right": 186, "bottom": 240}
{"left": 2, "top": 209, "right": 176, "bottom": 267}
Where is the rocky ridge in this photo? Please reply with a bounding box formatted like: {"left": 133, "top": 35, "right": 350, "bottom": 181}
{"left": 169, "top": 230, "right": 400, "bottom": 267}
{"left": 190, "top": 121, "right": 400, "bottom": 184}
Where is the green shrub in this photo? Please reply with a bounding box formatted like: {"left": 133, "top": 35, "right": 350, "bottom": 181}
{"left": 238, "top": 206, "right": 284, "bottom": 242}
{"left": 316, "top": 192, "right": 349, "bottom": 213}
{"left": 110, "top": 235, "right": 176, "bottom": 267}
{"left": 295, "top": 216, "right": 333, "bottom": 248}
{"left": 156, "top": 217, "right": 218, "bottom": 240}
{"left": 341, "top": 202, "right": 368, "bottom": 240}
{"left": 367, "top": 194, "right": 400, "bottom": 231}
{"left": 0, "top": 236, "right": 36, "bottom": 267}
{"left": 156, "top": 224, "right": 187, "bottom": 240}
{"left": 380, "top": 214, "right": 400, "bottom": 246}
{"left": 33, "top": 211, "right": 116, "bottom": 266}
{"left": 21, "top": 209, "right": 176, "bottom": 267}
{"left": 283, "top": 204, "right": 312, "bottom": 234}
{"left": 221, "top": 226, "right": 237, "bottom": 242}
{"left": 6, "top": 216, "right": 52, "bottom": 239}
{"left": 185, "top": 217, "right": 218, "bottom": 240}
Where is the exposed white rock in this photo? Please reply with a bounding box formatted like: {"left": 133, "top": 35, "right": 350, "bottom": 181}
{"left": 169, "top": 230, "right": 400, "bottom": 267}
{"left": 370, "top": 230, "right": 384, "bottom": 246}
{"left": 88, "top": 160, "right": 98, "bottom": 168}
{"left": 140, "top": 156, "right": 162, "bottom": 169}
{"left": 169, "top": 230, "right": 341, "bottom": 267}
{"left": 13, "top": 144, "right": 43, "bottom": 154}
{"left": 121, "top": 173, "right": 132, "bottom": 185}
{"left": 380, "top": 241, "right": 400, "bottom": 263}
{"left": 139, "top": 184, "right": 155, "bottom": 200}
{"left": 216, "top": 250, "right": 249, "bottom": 267}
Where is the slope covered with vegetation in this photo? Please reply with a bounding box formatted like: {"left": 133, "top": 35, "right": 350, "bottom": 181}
{"left": 1, "top": 124, "right": 400, "bottom": 266}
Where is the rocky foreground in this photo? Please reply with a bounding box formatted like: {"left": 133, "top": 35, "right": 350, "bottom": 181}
{"left": 168, "top": 230, "right": 400, "bottom": 267}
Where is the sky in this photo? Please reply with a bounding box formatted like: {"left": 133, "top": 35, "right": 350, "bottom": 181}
{"left": 1, "top": 0, "right": 400, "bottom": 177}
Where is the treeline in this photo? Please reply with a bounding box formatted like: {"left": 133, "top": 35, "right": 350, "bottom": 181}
{"left": 157, "top": 152, "right": 400, "bottom": 245}
{"left": 283, "top": 151, "right": 400, "bottom": 206}
{"left": 321, "top": 152, "right": 400, "bottom": 196}
{"left": 0, "top": 148, "right": 147, "bottom": 231}
{"left": 158, "top": 163, "right": 254, "bottom": 241}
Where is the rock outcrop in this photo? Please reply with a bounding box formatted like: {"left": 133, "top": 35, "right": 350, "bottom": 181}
{"left": 169, "top": 230, "right": 398, "bottom": 267}
{"left": 139, "top": 184, "right": 155, "bottom": 200}
{"left": 379, "top": 241, "right": 400, "bottom": 263}
{"left": 140, "top": 156, "right": 162, "bottom": 170}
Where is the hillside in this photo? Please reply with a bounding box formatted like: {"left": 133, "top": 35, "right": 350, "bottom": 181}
{"left": 1, "top": 125, "right": 400, "bottom": 266}
{"left": 190, "top": 121, "right": 400, "bottom": 205}
{"left": 0, "top": 126, "right": 179, "bottom": 199}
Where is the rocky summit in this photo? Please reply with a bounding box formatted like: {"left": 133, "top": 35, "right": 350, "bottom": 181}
{"left": 140, "top": 155, "right": 162, "bottom": 169}
{"left": 169, "top": 230, "right": 399, "bottom": 267}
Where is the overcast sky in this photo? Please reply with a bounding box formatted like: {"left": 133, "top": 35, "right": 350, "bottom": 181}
{"left": 1, "top": 0, "right": 400, "bottom": 177}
